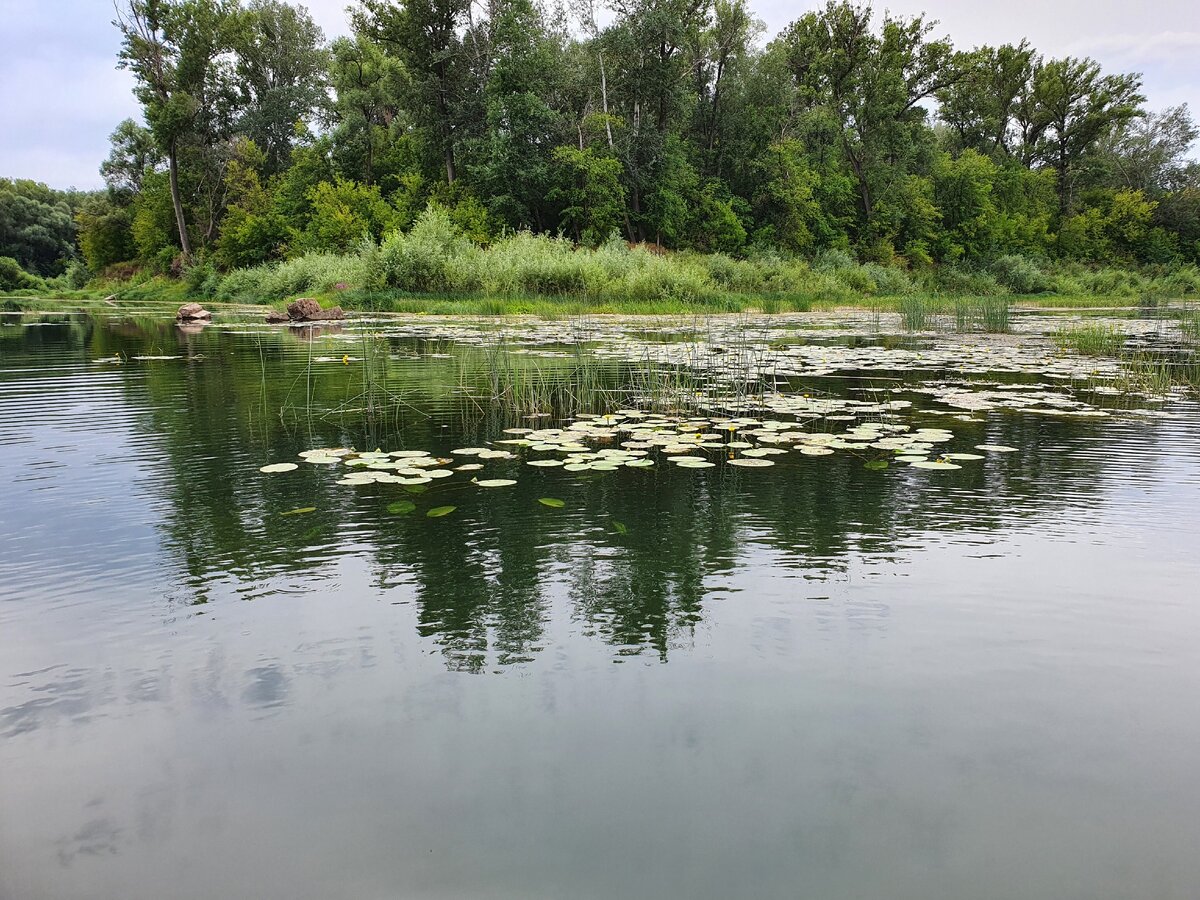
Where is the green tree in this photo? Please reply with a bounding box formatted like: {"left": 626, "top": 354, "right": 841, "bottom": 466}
{"left": 329, "top": 34, "right": 409, "bottom": 184}
{"left": 295, "top": 177, "right": 397, "bottom": 253}
{"left": 356, "top": 0, "right": 471, "bottom": 184}
{"left": 115, "top": 0, "right": 241, "bottom": 258}
{"left": 233, "top": 0, "right": 329, "bottom": 176}
{"left": 75, "top": 195, "right": 137, "bottom": 271}
{"left": 1027, "top": 57, "right": 1144, "bottom": 214}
{"left": 781, "top": 2, "right": 959, "bottom": 243}
{"left": 548, "top": 146, "right": 626, "bottom": 245}
{"left": 0, "top": 179, "right": 79, "bottom": 275}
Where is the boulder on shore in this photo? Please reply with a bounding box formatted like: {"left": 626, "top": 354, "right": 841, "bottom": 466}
{"left": 284, "top": 298, "right": 345, "bottom": 322}
{"left": 177, "top": 302, "right": 212, "bottom": 321}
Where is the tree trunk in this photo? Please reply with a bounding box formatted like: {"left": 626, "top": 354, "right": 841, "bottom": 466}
{"left": 599, "top": 52, "right": 614, "bottom": 151}
{"left": 167, "top": 140, "right": 192, "bottom": 259}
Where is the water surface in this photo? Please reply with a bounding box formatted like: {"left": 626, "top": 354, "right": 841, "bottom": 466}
{"left": 2, "top": 311, "right": 1199, "bottom": 900}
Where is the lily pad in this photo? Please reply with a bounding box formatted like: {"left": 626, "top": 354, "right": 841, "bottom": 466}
{"left": 260, "top": 463, "right": 298, "bottom": 473}
{"left": 910, "top": 461, "right": 963, "bottom": 470}
{"left": 975, "top": 444, "right": 1018, "bottom": 452}
{"left": 387, "top": 500, "right": 417, "bottom": 515}
{"left": 426, "top": 505, "right": 457, "bottom": 517}
{"left": 538, "top": 498, "right": 566, "bottom": 508}
{"left": 281, "top": 506, "right": 316, "bottom": 516}
{"left": 475, "top": 479, "right": 517, "bottom": 488}
{"left": 863, "top": 460, "right": 889, "bottom": 470}
{"left": 727, "top": 458, "right": 775, "bottom": 467}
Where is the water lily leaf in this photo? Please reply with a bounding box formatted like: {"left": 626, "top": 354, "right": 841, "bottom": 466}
{"left": 475, "top": 479, "right": 517, "bottom": 488}
{"left": 387, "top": 500, "right": 417, "bottom": 515}
{"left": 538, "top": 498, "right": 565, "bottom": 508}
{"left": 910, "top": 461, "right": 962, "bottom": 470}
{"left": 975, "top": 444, "right": 1018, "bottom": 452}
{"left": 612, "top": 520, "right": 628, "bottom": 535}
{"left": 281, "top": 506, "right": 317, "bottom": 516}
{"left": 727, "top": 458, "right": 774, "bottom": 467}
{"left": 403, "top": 484, "right": 428, "bottom": 494}
{"left": 863, "top": 460, "right": 889, "bottom": 470}
{"left": 426, "top": 505, "right": 456, "bottom": 518}
{"left": 260, "top": 463, "right": 298, "bottom": 473}
{"left": 527, "top": 459, "right": 564, "bottom": 467}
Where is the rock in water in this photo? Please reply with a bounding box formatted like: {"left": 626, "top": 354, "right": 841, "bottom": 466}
{"left": 286, "top": 298, "right": 345, "bottom": 321}
{"left": 177, "top": 302, "right": 212, "bottom": 321}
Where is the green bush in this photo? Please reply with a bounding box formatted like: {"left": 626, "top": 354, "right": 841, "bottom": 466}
{"left": 0, "top": 256, "right": 44, "bottom": 292}
{"left": 989, "top": 254, "right": 1051, "bottom": 293}
{"left": 934, "top": 266, "right": 1005, "bottom": 296}
{"left": 377, "top": 206, "right": 474, "bottom": 293}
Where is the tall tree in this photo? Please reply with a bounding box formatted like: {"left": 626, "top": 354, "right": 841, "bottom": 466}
{"left": 781, "top": 2, "right": 960, "bottom": 240}
{"left": 115, "top": 0, "right": 239, "bottom": 257}
{"left": 233, "top": 0, "right": 330, "bottom": 177}
{"left": 936, "top": 42, "right": 1035, "bottom": 158}
{"left": 1027, "top": 57, "right": 1144, "bottom": 214}
{"left": 356, "top": 0, "right": 471, "bottom": 184}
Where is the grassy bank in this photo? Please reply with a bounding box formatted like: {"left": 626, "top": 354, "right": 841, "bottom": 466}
{"left": 7, "top": 217, "right": 1200, "bottom": 321}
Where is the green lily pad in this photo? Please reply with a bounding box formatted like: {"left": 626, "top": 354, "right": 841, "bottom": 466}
{"left": 863, "top": 460, "right": 889, "bottom": 470}
{"left": 538, "top": 498, "right": 565, "bottom": 508}
{"left": 426, "top": 505, "right": 457, "bottom": 518}
{"left": 387, "top": 500, "right": 417, "bottom": 515}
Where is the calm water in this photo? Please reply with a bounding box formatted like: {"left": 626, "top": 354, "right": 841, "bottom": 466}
{"left": 2, "top": 312, "right": 1199, "bottom": 900}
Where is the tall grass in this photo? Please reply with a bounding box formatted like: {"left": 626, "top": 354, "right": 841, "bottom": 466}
{"left": 1054, "top": 324, "right": 1125, "bottom": 356}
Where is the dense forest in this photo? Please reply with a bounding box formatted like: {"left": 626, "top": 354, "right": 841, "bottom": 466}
{"left": 3, "top": 0, "right": 1199, "bottom": 304}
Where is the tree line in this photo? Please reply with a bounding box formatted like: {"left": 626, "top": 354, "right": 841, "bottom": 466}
{"left": 3, "top": 0, "right": 1199, "bottom": 293}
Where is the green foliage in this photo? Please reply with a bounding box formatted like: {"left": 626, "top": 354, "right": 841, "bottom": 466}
{"left": 295, "top": 177, "right": 396, "bottom": 254}
{"left": 13, "top": 0, "right": 1195, "bottom": 296}
{"left": 0, "top": 256, "right": 46, "bottom": 292}
{"left": 0, "top": 179, "right": 79, "bottom": 275}
{"left": 376, "top": 205, "right": 475, "bottom": 292}
{"left": 989, "top": 254, "right": 1050, "bottom": 293}
{"left": 76, "top": 195, "right": 136, "bottom": 271}
{"left": 548, "top": 147, "right": 626, "bottom": 246}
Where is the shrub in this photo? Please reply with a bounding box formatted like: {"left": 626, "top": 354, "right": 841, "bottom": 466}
{"left": 989, "top": 254, "right": 1051, "bottom": 294}
{"left": 0, "top": 256, "right": 44, "bottom": 292}
{"left": 934, "top": 266, "right": 1004, "bottom": 296}
{"left": 377, "top": 206, "right": 474, "bottom": 293}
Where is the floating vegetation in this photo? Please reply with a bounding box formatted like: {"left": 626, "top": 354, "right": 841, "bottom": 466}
{"left": 426, "top": 506, "right": 456, "bottom": 518}
{"left": 260, "top": 463, "right": 298, "bottom": 473}
{"left": 281, "top": 506, "right": 317, "bottom": 516}
{"left": 538, "top": 498, "right": 566, "bottom": 508}
{"left": 386, "top": 500, "right": 417, "bottom": 515}
{"left": 475, "top": 479, "right": 518, "bottom": 488}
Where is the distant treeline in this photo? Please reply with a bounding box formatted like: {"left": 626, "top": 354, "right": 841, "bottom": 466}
{"left": 2, "top": 0, "right": 1199, "bottom": 298}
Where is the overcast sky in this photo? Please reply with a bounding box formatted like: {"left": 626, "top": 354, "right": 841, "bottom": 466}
{"left": 1, "top": 0, "right": 1195, "bottom": 190}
